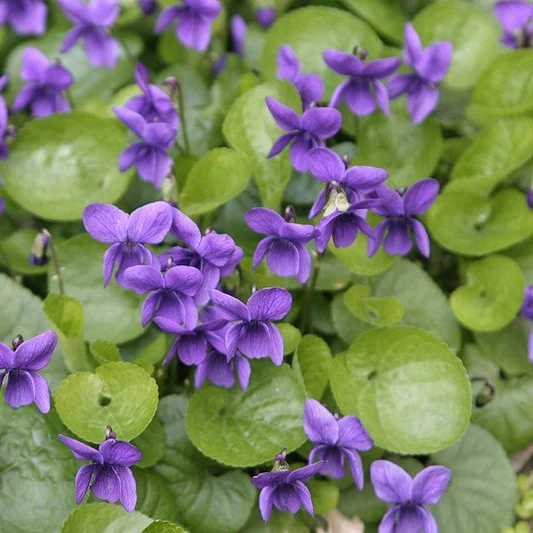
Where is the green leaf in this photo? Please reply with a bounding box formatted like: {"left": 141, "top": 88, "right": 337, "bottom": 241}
{"left": 432, "top": 424, "right": 518, "bottom": 533}
{"left": 186, "top": 360, "right": 307, "bottom": 467}
{"left": 1, "top": 113, "right": 133, "bottom": 221}
{"left": 223, "top": 80, "right": 301, "bottom": 210}
{"left": 427, "top": 189, "right": 533, "bottom": 256}
{"left": 180, "top": 148, "right": 251, "bottom": 215}
{"left": 505, "top": 235, "right": 533, "bottom": 284}
{"left": 308, "top": 478, "right": 340, "bottom": 515}
{"left": 55, "top": 362, "right": 159, "bottom": 443}
{"left": 0, "top": 405, "right": 78, "bottom": 533}
{"left": 0, "top": 229, "right": 48, "bottom": 275}
{"left": 357, "top": 101, "right": 443, "bottom": 188}
{"left": 132, "top": 417, "right": 167, "bottom": 469}
{"left": 155, "top": 396, "right": 256, "bottom": 533}
{"left": 375, "top": 260, "right": 461, "bottom": 351}
{"left": 278, "top": 323, "right": 302, "bottom": 355}
{"left": 447, "top": 116, "right": 533, "bottom": 195}
{"left": 344, "top": 284, "right": 404, "bottom": 327}
{"left": 413, "top": 0, "right": 500, "bottom": 90}
{"left": 331, "top": 293, "right": 368, "bottom": 345}
{"left": 451, "top": 255, "right": 525, "bottom": 332}
{"left": 141, "top": 522, "right": 187, "bottom": 533}
{"left": 240, "top": 508, "right": 308, "bottom": 533}
{"left": 61, "top": 503, "right": 152, "bottom": 533}
{"left": 330, "top": 326, "right": 472, "bottom": 454}
{"left": 135, "top": 468, "right": 178, "bottom": 522}
{"left": 338, "top": 482, "right": 387, "bottom": 525}
{"left": 468, "top": 50, "right": 533, "bottom": 124}
{"left": 293, "top": 334, "right": 333, "bottom": 400}
{"left": 90, "top": 340, "right": 122, "bottom": 364}
{"left": 49, "top": 234, "right": 144, "bottom": 344}
{"left": 261, "top": 6, "right": 382, "bottom": 98}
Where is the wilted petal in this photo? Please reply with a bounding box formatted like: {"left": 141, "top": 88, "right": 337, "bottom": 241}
{"left": 407, "top": 82, "right": 439, "bottom": 124}
{"left": 303, "top": 399, "right": 339, "bottom": 444}
{"left": 306, "top": 147, "right": 344, "bottom": 183}
{"left": 248, "top": 287, "right": 292, "bottom": 321}
{"left": 91, "top": 465, "right": 121, "bottom": 503}
{"left": 403, "top": 178, "right": 439, "bottom": 215}
{"left": 415, "top": 41, "right": 453, "bottom": 83}
{"left": 210, "top": 290, "right": 250, "bottom": 321}
{"left": 337, "top": 415, "right": 373, "bottom": 450}
{"left": 265, "top": 96, "right": 300, "bottom": 131}
{"left": 127, "top": 201, "right": 173, "bottom": 244}
{"left": 99, "top": 439, "right": 142, "bottom": 466}
{"left": 245, "top": 207, "right": 285, "bottom": 235}
{"left": 411, "top": 465, "right": 452, "bottom": 505}
{"left": 301, "top": 107, "right": 342, "bottom": 138}
{"left": 370, "top": 460, "right": 412, "bottom": 503}
{"left": 16, "top": 330, "right": 57, "bottom": 370}
{"left": 323, "top": 49, "right": 362, "bottom": 76}
{"left": 58, "top": 434, "right": 104, "bottom": 463}
{"left": 83, "top": 203, "right": 128, "bottom": 243}
{"left": 75, "top": 464, "right": 94, "bottom": 504}
{"left": 30, "top": 372, "right": 50, "bottom": 413}
{"left": 4, "top": 370, "right": 35, "bottom": 408}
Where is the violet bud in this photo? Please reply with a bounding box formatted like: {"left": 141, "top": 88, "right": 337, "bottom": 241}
{"left": 29, "top": 230, "right": 50, "bottom": 266}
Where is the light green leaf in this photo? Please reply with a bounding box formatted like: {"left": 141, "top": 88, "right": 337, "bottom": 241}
{"left": 331, "top": 293, "right": 368, "bottom": 345}
{"left": 432, "top": 424, "right": 518, "bottom": 533}
{"left": 344, "top": 284, "right": 404, "bottom": 326}
{"left": 0, "top": 228, "right": 49, "bottom": 275}
{"left": 451, "top": 255, "right": 525, "bottom": 332}
{"left": 135, "top": 469, "right": 177, "bottom": 522}
{"left": 223, "top": 80, "right": 301, "bottom": 210}
{"left": 261, "top": 6, "right": 382, "bottom": 98}
{"left": 90, "top": 340, "right": 121, "bottom": 365}
{"left": 240, "top": 508, "right": 308, "bottom": 533}
{"left": 413, "top": 0, "right": 501, "bottom": 90}
{"left": 357, "top": 101, "right": 443, "bottom": 188}
{"left": 293, "top": 334, "right": 332, "bottom": 399}
{"left": 505, "top": 235, "right": 533, "bottom": 284}
{"left": 142, "top": 522, "right": 187, "bottom": 533}
{"left": 338, "top": 482, "right": 387, "bottom": 525}
{"left": 49, "top": 234, "right": 144, "bottom": 344}
{"left": 308, "top": 478, "right": 340, "bottom": 515}
{"left": 132, "top": 417, "right": 167, "bottom": 469}
{"left": 330, "top": 326, "right": 472, "bottom": 454}
{"left": 180, "top": 148, "right": 251, "bottom": 215}
{"left": 278, "top": 323, "right": 302, "bottom": 355}
{"left": 427, "top": 189, "right": 533, "bottom": 256}
{"left": 55, "top": 362, "right": 159, "bottom": 443}
{"left": 186, "top": 360, "right": 306, "bottom": 467}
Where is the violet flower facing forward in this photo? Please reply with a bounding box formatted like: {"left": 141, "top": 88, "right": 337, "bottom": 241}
{"left": 368, "top": 178, "right": 439, "bottom": 258}
{"left": 13, "top": 48, "right": 74, "bottom": 118}
{"left": 0, "top": 331, "right": 57, "bottom": 413}
{"left": 155, "top": 0, "right": 222, "bottom": 52}
{"left": 494, "top": 1, "right": 533, "bottom": 48}
{"left": 114, "top": 107, "right": 176, "bottom": 188}
{"left": 244, "top": 207, "right": 318, "bottom": 283}
{"left": 370, "top": 460, "right": 452, "bottom": 533}
{"left": 59, "top": 427, "right": 142, "bottom": 512}
{"left": 0, "top": 0, "right": 47, "bottom": 35}
{"left": 210, "top": 287, "right": 292, "bottom": 365}
{"left": 388, "top": 23, "right": 452, "bottom": 124}
{"left": 304, "top": 399, "right": 373, "bottom": 489}
{"left": 82, "top": 201, "right": 173, "bottom": 286}
{"left": 520, "top": 285, "right": 533, "bottom": 362}
{"left": 324, "top": 48, "right": 401, "bottom": 116}
{"left": 277, "top": 45, "right": 324, "bottom": 110}
{"left": 266, "top": 96, "right": 342, "bottom": 172}
{"left": 59, "top": 0, "right": 120, "bottom": 69}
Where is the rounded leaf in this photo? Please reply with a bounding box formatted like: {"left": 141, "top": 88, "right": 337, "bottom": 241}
{"left": 142, "top": 522, "right": 187, "bottom": 533}
{"left": 344, "top": 284, "right": 404, "bottom": 326}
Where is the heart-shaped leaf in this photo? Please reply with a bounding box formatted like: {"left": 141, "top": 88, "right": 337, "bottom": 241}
{"left": 344, "top": 284, "right": 404, "bottom": 326}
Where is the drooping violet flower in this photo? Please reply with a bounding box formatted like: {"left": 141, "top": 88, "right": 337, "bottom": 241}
{"left": 256, "top": 7, "right": 276, "bottom": 28}
{"left": 114, "top": 107, "right": 176, "bottom": 188}
{"left": 0, "top": 331, "right": 57, "bottom": 413}
{"left": 370, "top": 460, "right": 452, "bottom": 533}
{"left": 307, "top": 147, "right": 388, "bottom": 218}
{"left": 324, "top": 48, "right": 401, "bottom": 116}
{"left": 520, "top": 285, "right": 533, "bottom": 362}
{"left": 244, "top": 207, "right": 318, "bottom": 283}
{"left": 388, "top": 23, "right": 452, "bottom": 124}
{"left": 155, "top": 0, "right": 222, "bottom": 52}
{"left": 368, "top": 179, "right": 439, "bottom": 258}
{"left": 494, "top": 1, "right": 533, "bottom": 48}
{"left": 251, "top": 452, "right": 325, "bottom": 522}
{"left": 125, "top": 63, "right": 179, "bottom": 130}
{"left": 13, "top": 48, "right": 73, "bottom": 118}
{"left": 121, "top": 264, "right": 203, "bottom": 328}
{"left": 266, "top": 97, "right": 342, "bottom": 172}
{"left": 139, "top": 0, "right": 157, "bottom": 15}
{"left": 59, "top": 427, "right": 142, "bottom": 512}
{"left": 277, "top": 45, "right": 324, "bottom": 110}
{"left": 82, "top": 201, "right": 173, "bottom": 286}
{"left": 29, "top": 230, "right": 50, "bottom": 266}
{"left": 210, "top": 287, "right": 292, "bottom": 365}
{"left": 231, "top": 15, "right": 247, "bottom": 57}
{"left": 0, "top": 74, "right": 11, "bottom": 160}
{"left": 59, "top": 0, "right": 120, "bottom": 69}
{"left": 0, "top": 0, "right": 47, "bottom": 35}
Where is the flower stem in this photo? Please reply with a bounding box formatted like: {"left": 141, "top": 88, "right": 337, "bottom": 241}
{"left": 175, "top": 81, "right": 191, "bottom": 152}
{"left": 300, "top": 253, "right": 321, "bottom": 334}
{"left": 43, "top": 228, "right": 65, "bottom": 295}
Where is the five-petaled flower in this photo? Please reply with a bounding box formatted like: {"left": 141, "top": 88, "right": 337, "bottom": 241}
{"left": 0, "top": 331, "right": 57, "bottom": 414}
{"left": 0, "top": 0, "right": 47, "bottom": 35}
{"left": 59, "top": 427, "right": 142, "bottom": 512}
{"left": 494, "top": 1, "right": 533, "bottom": 48}
{"left": 370, "top": 459, "right": 452, "bottom": 533}
{"left": 266, "top": 96, "right": 342, "bottom": 172}
{"left": 13, "top": 47, "right": 74, "bottom": 118}
{"left": 304, "top": 399, "right": 373, "bottom": 489}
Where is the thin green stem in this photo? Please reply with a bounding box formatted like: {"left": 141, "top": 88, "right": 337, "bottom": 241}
{"left": 43, "top": 229, "right": 65, "bottom": 295}
{"left": 176, "top": 82, "right": 191, "bottom": 152}
{"left": 300, "top": 254, "right": 321, "bottom": 334}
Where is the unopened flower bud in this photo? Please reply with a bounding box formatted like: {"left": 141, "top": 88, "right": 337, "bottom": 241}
{"left": 29, "top": 230, "right": 50, "bottom": 266}
{"left": 105, "top": 425, "right": 117, "bottom": 440}
{"left": 161, "top": 171, "right": 178, "bottom": 207}
{"left": 353, "top": 45, "right": 368, "bottom": 61}
{"left": 284, "top": 205, "right": 296, "bottom": 223}
{"left": 11, "top": 334, "right": 24, "bottom": 351}
{"left": 256, "top": 7, "right": 276, "bottom": 28}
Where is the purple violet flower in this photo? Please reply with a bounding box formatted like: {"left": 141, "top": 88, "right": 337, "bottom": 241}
{"left": 59, "top": 0, "right": 120, "bottom": 69}
{"left": 13, "top": 48, "right": 74, "bottom": 118}
{"left": 0, "top": 331, "right": 57, "bottom": 413}
{"left": 277, "top": 45, "right": 325, "bottom": 110}
{"left": 324, "top": 48, "right": 401, "bottom": 116}
{"left": 370, "top": 460, "right": 452, "bottom": 533}
{"left": 266, "top": 96, "right": 342, "bottom": 172}
{"left": 59, "top": 427, "right": 142, "bottom": 512}
{"left": 256, "top": 7, "right": 276, "bottom": 28}
{"left": 388, "top": 23, "right": 452, "bottom": 124}
{"left": 155, "top": 0, "right": 222, "bottom": 52}
{"left": 82, "top": 201, "right": 173, "bottom": 286}
{"left": 210, "top": 287, "right": 292, "bottom": 365}
{"left": 114, "top": 107, "right": 176, "bottom": 188}
{"left": 139, "top": 0, "right": 157, "bottom": 15}
{"left": 494, "top": 1, "right": 533, "bottom": 48}
{"left": 121, "top": 264, "right": 203, "bottom": 328}
{"left": 251, "top": 453, "right": 325, "bottom": 522}
{"left": 0, "top": 74, "right": 11, "bottom": 160}
{"left": 29, "top": 230, "right": 50, "bottom": 266}
{"left": 244, "top": 207, "right": 318, "bottom": 283}
{"left": 195, "top": 347, "right": 251, "bottom": 390}
{"left": 520, "top": 285, "right": 533, "bottom": 362}
{"left": 0, "top": 0, "right": 47, "bottom": 35}
{"left": 307, "top": 147, "right": 388, "bottom": 218}
{"left": 368, "top": 179, "right": 439, "bottom": 258}
{"left": 304, "top": 399, "right": 373, "bottom": 489}
{"left": 231, "top": 15, "right": 247, "bottom": 57}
